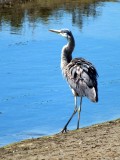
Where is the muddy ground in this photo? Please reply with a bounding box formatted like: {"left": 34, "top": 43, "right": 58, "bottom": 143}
{"left": 0, "top": 119, "right": 120, "bottom": 160}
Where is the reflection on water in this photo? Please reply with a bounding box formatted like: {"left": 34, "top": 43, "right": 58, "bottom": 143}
{"left": 0, "top": 0, "right": 120, "bottom": 146}
{"left": 0, "top": 0, "right": 117, "bottom": 33}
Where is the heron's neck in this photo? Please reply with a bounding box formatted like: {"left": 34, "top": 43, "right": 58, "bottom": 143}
{"left": 61, "top": 37, "right": 75, "bottom": 74}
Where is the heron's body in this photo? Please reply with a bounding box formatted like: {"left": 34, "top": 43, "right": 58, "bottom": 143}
{"left": 49, "top": 29, "right": 98, "bottom": 132}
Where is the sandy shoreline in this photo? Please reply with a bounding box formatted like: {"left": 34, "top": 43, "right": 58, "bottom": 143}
{"left": 0, "top": 119, "right": 120, "bottom": 160}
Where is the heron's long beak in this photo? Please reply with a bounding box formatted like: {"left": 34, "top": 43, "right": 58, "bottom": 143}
{"left": 49, "top": 29, "right": 61, "bottom": 34}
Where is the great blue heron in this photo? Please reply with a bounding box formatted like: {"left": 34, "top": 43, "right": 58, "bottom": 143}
{"left": 49, "top": 29, "right": 98, "bottom": 133}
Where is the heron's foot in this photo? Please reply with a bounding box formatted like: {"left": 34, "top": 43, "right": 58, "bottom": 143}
{"left": 61, "top": 127, "right": 69, "bottom": 133}
{"left": 77, "top": 124, "right": 80, "bottom": 130}
{"left": 76, "top": 127, "right": 79, "bottom": 130}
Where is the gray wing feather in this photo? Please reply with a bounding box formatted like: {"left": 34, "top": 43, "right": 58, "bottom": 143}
{"left": 65, "top": 58, "right": 98, "bottom": 102}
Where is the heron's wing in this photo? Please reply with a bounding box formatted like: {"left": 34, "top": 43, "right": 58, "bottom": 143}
{"left": 65, "top": 58, "right": 98, "bottom": 102}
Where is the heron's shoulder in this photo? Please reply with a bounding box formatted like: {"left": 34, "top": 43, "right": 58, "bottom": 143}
{"left": 70, "top": 57, "right": 93, "bottom": 66}
{"left": 66, "top": 57, "right": 98, "bottom": 77}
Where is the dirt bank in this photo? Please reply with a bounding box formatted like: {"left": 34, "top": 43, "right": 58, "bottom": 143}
{"left": 0, "top": 119, "right": 120, "bottom": 160}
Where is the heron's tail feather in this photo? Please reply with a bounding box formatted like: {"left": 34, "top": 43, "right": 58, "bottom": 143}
{"left": 85, "top": 86, "right": 98, "bottom": 102}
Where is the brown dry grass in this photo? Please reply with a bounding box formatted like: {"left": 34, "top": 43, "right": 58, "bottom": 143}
{"left": 0, "top": 119, "right": 120, "bottom": 160}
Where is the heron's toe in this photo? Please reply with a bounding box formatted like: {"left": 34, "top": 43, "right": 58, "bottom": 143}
{"left": 61, "top": 128, "right": 69, "bottom": 133}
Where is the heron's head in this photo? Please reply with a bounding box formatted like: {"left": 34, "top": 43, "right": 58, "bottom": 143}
{"left": 49, "top": 29, "right": 73, "bottom": 39}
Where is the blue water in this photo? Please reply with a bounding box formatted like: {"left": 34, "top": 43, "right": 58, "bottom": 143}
{"left": 0, "top": 1, "right": 120, "bottom": 146}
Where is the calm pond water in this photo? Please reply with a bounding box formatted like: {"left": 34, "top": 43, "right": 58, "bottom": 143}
{"left": 0, "top": 0, "right": 120, "bottom": 146}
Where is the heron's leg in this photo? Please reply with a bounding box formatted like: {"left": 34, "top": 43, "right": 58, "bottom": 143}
{"left": 61, "top": 96, "right": 78, "bottom": 133}
{"left": 77, "top": 97, "right": 82, "bottom": 129}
